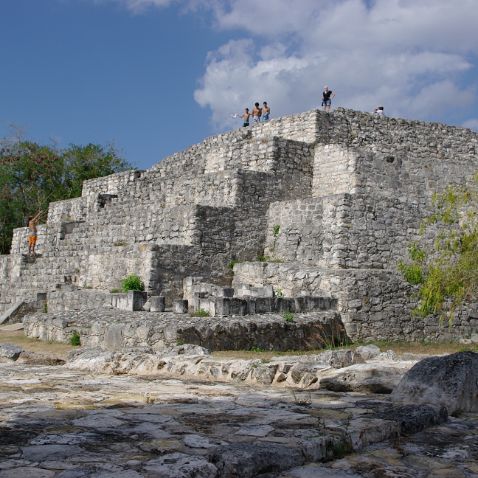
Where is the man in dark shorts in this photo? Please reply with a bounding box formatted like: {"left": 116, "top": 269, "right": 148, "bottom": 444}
{"left": 322, "top": 85, "right": 335, "bottom": 112}
{"left": 242, "top": 108, "right": 251, "bottom": 127}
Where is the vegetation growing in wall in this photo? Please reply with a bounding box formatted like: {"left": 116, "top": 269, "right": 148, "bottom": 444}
{"left": 399, "top": 176, "right": 478, "bottom": 319}
{"left": 0, "top": 138, "right": 131, "bottom": 254}
{"left": 191, "top": 309, "right": 210, "bottom": 317}
{"left": 121, "top": 274, "right": 145, "bottom": 292}
{"left": 283, "top": 311, "right": 294, "bottom": 322}
{"left": 70, "top": 331, "right": 81, "bottom": 346}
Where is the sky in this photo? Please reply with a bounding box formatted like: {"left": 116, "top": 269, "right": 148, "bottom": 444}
{"left": 1, "top": 0, "right": 478, "bottom": 170}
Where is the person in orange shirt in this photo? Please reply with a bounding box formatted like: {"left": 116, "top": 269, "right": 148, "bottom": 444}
{"left": 27, "top": 210, "right": 43, "bottom": 256}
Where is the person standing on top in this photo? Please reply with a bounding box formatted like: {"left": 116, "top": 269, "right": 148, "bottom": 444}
{"left": 252, "top": 102, "right": 262, "bottom": 123}
{"left": 242, "top": 108, "right": 251, "bottom": 127}
{"left": 262, "top": 102, "right": 270, "bottom": 121}
{"left": 322, "top": 86, "right": 335, "bottom": 112}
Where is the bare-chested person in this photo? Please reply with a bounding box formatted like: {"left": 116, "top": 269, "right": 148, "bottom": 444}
{"left": 252, "top": 102, "right": 262, "bottom": 123}
{"left": 27, "top": 210, "right": 42, "bottom": 256}
{"left": 262, "top": 101, "right": 270, "bottom": 121}
{"left": 242, "top": 108, "right": 251, "bottom": 127}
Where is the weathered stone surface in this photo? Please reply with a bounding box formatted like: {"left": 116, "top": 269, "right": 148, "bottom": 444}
{"left": 2, "top": 358, "right": 476, "bottom": 477}
{"left": 319, "top": 362, "right": 412, "bottom": 393}
{"left": 0, "top": 343, "right": 23, "bottom": 361}
{"left": 24, "top": 309, "right": 347, "bottom": 352}
{"left": 392, "top": 352, "right": 478, "bottom": 415}
{"left": 210, "top": 443, "right": 305, "bottom": 477}
{"left": 355, "top": 344, "right": 381, "bottom": 360}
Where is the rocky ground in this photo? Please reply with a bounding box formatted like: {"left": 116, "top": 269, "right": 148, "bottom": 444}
{"left": 0, "top": 355, "right": 477, "bottom": 477}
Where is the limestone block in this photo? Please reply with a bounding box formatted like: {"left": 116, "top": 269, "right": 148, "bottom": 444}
{"left": 173, "top": 300, "right": 188, "bottom": 314}
{"left": 150, "top": 296, "right": 165, "bottom": 312}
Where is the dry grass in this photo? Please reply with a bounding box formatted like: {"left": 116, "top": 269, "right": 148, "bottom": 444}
{"left": 0, "top": 330, "right": 74, "bottom": 359}
{"left": 212, "top": 341, "right": 477, "bottom": 361}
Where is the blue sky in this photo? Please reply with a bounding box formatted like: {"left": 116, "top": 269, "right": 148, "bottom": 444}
{"left": 1, "top": 0, "right": 478, "bottom": 170}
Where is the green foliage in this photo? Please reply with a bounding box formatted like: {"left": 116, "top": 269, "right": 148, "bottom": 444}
{"left": 70, "top": 331, "right": 81, "bottom": 346}
{"left": 228, "top": 259, "right": 240, "bottom": 270}
{"left": 121, "top": 274, "right": 145, "bottom": 292}
{"left": 399, "top": 176, "right": 478, "bottom": 319}
{"left": 274, "top": 288, "right": 284, "bottom": 298}
{"left": 257, "top": 255, "right": 271, "bottom": 262}
{"left": 272, "top": 224, "right": 281, "bottom": 237}
{"left": 283, "top": 312, "right": 294, "bottom": 322}
{"left": 191, "top": 308, "right": 209, "bottom": 317}
{"left": 398, "top": 261, "right": 424, "bottom": 285}
{"left": 0, "top": 138, "right": 131, "bottom": 254}
{"left": 110, "top": 288, "right": 122, "bottom": 293}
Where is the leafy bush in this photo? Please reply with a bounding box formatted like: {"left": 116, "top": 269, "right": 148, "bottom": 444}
{"left": 70, "top": 331, "right": 81, "bottom": 346}
{"left": 283, "top": 312, "right": 294, "bottom": 322}
{"left": 121, "top": 274, "right": 145, "bottom": 292}
{"left": 399, "top": 175, "right": 478, "bottom": 319}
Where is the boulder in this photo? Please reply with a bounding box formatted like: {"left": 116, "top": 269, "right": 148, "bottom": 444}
{"left": 0, "top": 343, "right": 23, "bottom": 362}
{"left": 319, "top": 363, "right": 413, "bottom": 394}
{"left": 391, "top": 352, "right": 478, "bottom": 415}
{"left": 355, "top": 344, "right": 381, "bottom": 360}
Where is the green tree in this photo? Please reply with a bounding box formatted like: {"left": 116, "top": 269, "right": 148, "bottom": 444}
{"left": 0, "top": 140, "right": 131, "bottom": 254}
{"left": 399, "top": 174, "right": 478, "bottom": 319}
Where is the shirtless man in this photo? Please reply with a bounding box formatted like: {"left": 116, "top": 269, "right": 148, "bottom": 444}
{"left": 262, "top": 102, "right": 270, "bottom": 121}
{"left": 27, "top": 210, "right": 42, "bottom": 256}
{"left": 322, "top": 85, "right": 336, "bottom": 112}
{"left": 252, "top": 102, "right": 262, "bottom": 123}
{"left": 242, "top": 108, "right": 251, "bottom": 127}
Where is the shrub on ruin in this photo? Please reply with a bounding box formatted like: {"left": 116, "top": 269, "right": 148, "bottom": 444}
{"left": 191, "top": 309, "right": 209, "bottom": 317}
{"left": 399, "top": 175, "right": 478, "bottom": 319}
{"left": 121, "top": 274, "right": 145, "bottom": 292}
{"left": 70, "top": 331, "right": 81, "bottom": 346}
{"left": 283, "top": 312, "right": 294, "bottom": 322}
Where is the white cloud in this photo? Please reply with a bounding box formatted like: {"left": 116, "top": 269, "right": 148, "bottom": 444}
{"left": 94, "top": 0, "right": 177, "bottom": 13}
{"left": 193, "top": 0, "right": 478, "bottom": 128}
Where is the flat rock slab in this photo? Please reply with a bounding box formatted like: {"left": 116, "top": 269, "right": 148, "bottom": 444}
{"left": 0, "top": 360, "right": 454, "bottom": 478}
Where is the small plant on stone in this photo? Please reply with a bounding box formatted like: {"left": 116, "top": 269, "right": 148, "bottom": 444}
{"left": 228, "top": 259, "right": 239, "bottom": 270}
{"left": 70, "top": 331, "right": 81, "bottom": 346}
{"left": 257, "top": 255, "right": 271, "bottom": 262}
{"left": 272, "top": 224, "right": 281, "bottom": 237}
{"left": 275, "top": 288, "right": 284, "bottom": 298}
{"left": 250, "top": 346, "right": 265, "bottom": 352}
{"left": 42, "top": 302, "right": 48, "bottom": 313}
{"left": 110, "top": 288, "right": 122, "bottom": 293}
{"left": 283, "top": 311, "right": 294, "bottom": 323}
{"left": 192, "top": 309, "right": 209, "bottom": 317}
{"left": 121, "top": 274, "right": 145, "bottom": 292}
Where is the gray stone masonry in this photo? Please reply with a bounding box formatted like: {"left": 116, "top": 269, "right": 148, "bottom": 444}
{"left": 2, "top": 108, "right": 478, "bottom": 342}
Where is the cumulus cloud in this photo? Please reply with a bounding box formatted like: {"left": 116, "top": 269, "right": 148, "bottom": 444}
{"left": 193, "top": 0, "right": 478, "bottom": 128}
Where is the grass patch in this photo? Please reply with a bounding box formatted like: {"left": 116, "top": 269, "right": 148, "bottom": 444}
{"left": 191, "top": 309, "right": 210, "bottom": 317}
{"left": 0, "top": 330, "right": 74, "bottom": 358}
{"left": 283, "top": 312, "right": 294, "bottom": 323}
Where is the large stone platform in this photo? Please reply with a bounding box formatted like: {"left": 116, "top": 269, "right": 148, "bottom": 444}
{"left": 23, "top": 309, "right": 346, "bottom": 352}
